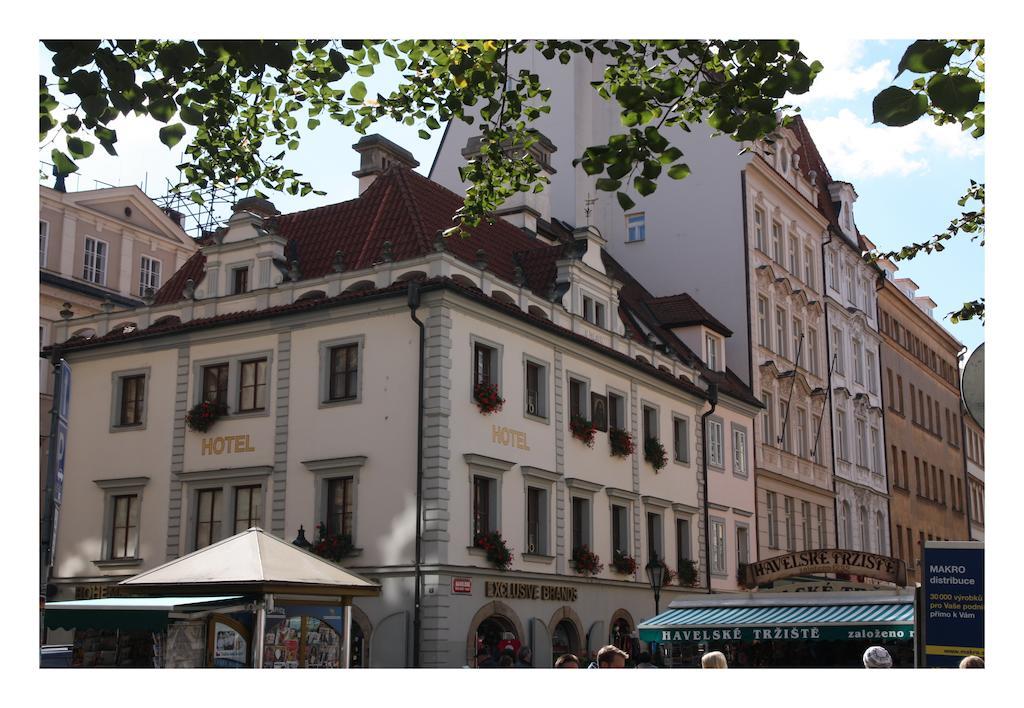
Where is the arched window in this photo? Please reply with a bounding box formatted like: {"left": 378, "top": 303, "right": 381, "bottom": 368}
{"left": 859, "top": 506, "right": 870, "bottom": 551}
{"left": 840, "top": 501, "right": 852, "bottom": 548}
{"left": 875, "top": 511, "right": 887, "bottom": 556}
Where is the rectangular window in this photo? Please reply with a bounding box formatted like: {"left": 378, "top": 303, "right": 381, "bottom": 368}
{"left": 473, "top": 476, "right": 496, "bottom": 537}
{"left": 853, "top": 339, "right": 864, "bottom": 384}
{"left": 711, "top": 519, "right": 726, "bottom": 574}
{"left": 836, "top": 409, "right": 848, "bottom": 460}
{"left": 233, "top": 485, "right": 262, "bottom": 534}
{"left": 582, "top": 295, "right": 605, "bottom": 327}
{"left": 801, "top": 500, "right": 812, "bottom": 551}
{"left": 83, "top": 237, "right": 108, "bottom": 285}
{"left": 817, "top": 505, "right": 828, "bottom": 549}
{"left": 328, "top": 344, "right": 359, "bottom": 401}
{"left": 608, "top": 391, "right": 625, "bottom": 430}
{"left": 795, "top": 408, "right": 808, "bottom": 458}
{"left": 611, "top": 504, "right": 630, "bottom": 556}
{"left": 831, "top": 326, "right": 844, "bottom": 374}
{"left": 527, "top": 487, "right": 544, "bottom": 555}
{"left": 705, "top": 333, "right": 720, "bottom": 370}
{"left": 201, "top": 363, "right": 230, "bottom": 410}
{"left": 139, "top": 256, "right": 162, "bottom": 296}
{"left": 891, "top": 445, "right": 900, "bottom": 487}
{"left": 708, "top": 419, "right": 724, "bottom": 467}
{"left": 642, "top": 404, "right": 658, "bottom": 442}
{"left": 673, "top": 416, "right": 690, "bottom": 464}
{"left": 754, "top": 207, "right": 765, "bottom": 251}
{"left": 914, "top": 457, "right": 922, "bottom": 494}
{"left": 762, "top": 391, "right": 775, "bottom": 446}
{"left": 40, "top": 220, "right": 49, "bottom": 268}
{"left": 927, "top": 395, "right": 934, "bottom": 431}
{"left": 237, "top": 358, "right": 268, "bottom": 412}
{"left": 901, "top": 450, "right": 909, "bottom": 488}
{"left": 676, "top": 518, "right": 692, "bottom": 563}
{"left": 907, "top": 528, "right": 915, "bottom": 568}
{"left": 870, "top": 427, "right": 882, "bottom": 475}
{"left": 827, "top": 250, "right": 838, "bottom": 288}
{"left": 812, "top": 416, "right": 822, "bottom": 464}
{"left": 525, "top": 360, "right": 547, "bottom": 418}
{"left": 766, "top": 492, "right": 778, "bottom": 549}
{"left": 775, "top": 307, "right": 788, "bottom": 359}
{"left": 118, "top": 374, "right": 146, "bottom": 427}
{"left": 647, "top": 512, "right": 663, "bottom": 563}
{"left": 792, "top": 317, "right": 803, "bottom": 366}
{"left": 910, "top": 384, "right": 917, "bottom": 422}
{"left": 733, "top": 426, "right": 748, "bottom": 476}
{"left": 887, "top": 368, "right": 895, "bottom": 409}
{"left": 803, "top": 246, "right": 814, "bottom": 288}
{"left": 856, "top": 418, "right": 868, "bottom": 467}
{"left": 808, "top": 327, "right": 819, "bottom": 375}
{"left": 326, "top": 477, "right": 354, "bottom": 538}
{"left": 784, "top": 496, "right": 796, "bottom": 551}
{"left": 846, "top": 265, "right": 855, "bottom": 305}
{"left": 778, "top": 400, "right": 789, "bottom": 452}
{"left": 474, "top": 342, "right": 496, "bottom": 387}
{"left": 757, "top": 296, "right": 770, "bottom": 347}
{"left": 195, "top": 488, "right": 223, "bottom": 550}
{"left": 626, "top": 212, "right": 646, "bottom": 242}
{"left": 110, "top": 494, "right": 139, "bottom": 559}
{"left": 896, "top": 524, "right": 905, "bottom": 561}
{"left": 569, "top": 378, "right": 589, "bottom": 421}
{"left": 866, "top": 351, "right": 877, "bottom": 394}
{"left": 771, "top": 221, "right": 783, "bottom": 263}
{"left": 788, "top": 236, "right": 799, "bottom": 275}
{"left": 232, "top": 266, "right": 249, "bottom": 294}
{"left": 571, "top": 497, "right": 590, "bottom": 553}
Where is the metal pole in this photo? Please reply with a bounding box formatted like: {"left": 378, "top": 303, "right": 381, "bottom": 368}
{"left": 40, "top": 352, "right": 63, "bottom": 644}
{"left": 253, "top": 597, "right": 267, "bottom": 668}
{"left": 342, "top": 603, "right": 352, "bottom": 669}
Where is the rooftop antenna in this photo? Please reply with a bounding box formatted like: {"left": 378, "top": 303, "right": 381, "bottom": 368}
{"left": 583, "top": 192, "right": 598, "bottom": 225}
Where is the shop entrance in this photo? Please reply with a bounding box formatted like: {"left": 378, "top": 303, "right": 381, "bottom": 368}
{"left": 551, "top": 619, "right": 580, "bottom": 661}
{"left": 611, "top": 617, "right": 633, "bottom": 654}
{"left": 475, "top": 616, "right": 518, "bottom": 664}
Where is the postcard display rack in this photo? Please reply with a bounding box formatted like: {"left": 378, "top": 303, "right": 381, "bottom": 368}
{"left": 71, "top": 628, "right": 160, "bottom": 668}
{"left": 262, "top": 611, "right": 342, "bottom": 668}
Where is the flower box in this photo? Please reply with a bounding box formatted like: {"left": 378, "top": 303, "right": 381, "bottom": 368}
{"left": 310, "top": 523, "right": 355, "bottom": 563}
{"left": 473, "top": 382, "right": 504, "bottom": 415}
{"left": 644, "top": 437, "right": 668, "bottom": 471}
{"left": 677, "top": 558, "right": 699, "bottom": 587}
{"left": 474, "top": 530, "right": 513, "bottom": 570}
{"left": 185, "top": 400, "right": 226, "bottom": 433}
{"left": 611, "top": 550, "right": 637, "bottom": 575}
{"left": 571, "top": 545, "right": 603, "bottom": 576}
{"left": 609, "top": 427, "right": 635, "bottom": 457}
{"left": 569, "top": 415, "right": 597, "bottom": 447}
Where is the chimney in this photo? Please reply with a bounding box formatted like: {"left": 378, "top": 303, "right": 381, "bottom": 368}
{"left": 462, "top": 129, "right": 557, "bottom": 233}
{"left": 352, "top": 135, "right": 420, "bottom": 195}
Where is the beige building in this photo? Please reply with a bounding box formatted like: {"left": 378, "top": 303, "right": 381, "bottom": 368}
{"left": 39, "top": 184, "right": 197, "bottom": 510}
{"left": 877, "top": 259, "right": 969, "bottom": 584}
{"left": 47, "top": 137, "right": 761, "bottom": 667}
{"left": 963, "top": 404, "right": 984, "bottom": 541}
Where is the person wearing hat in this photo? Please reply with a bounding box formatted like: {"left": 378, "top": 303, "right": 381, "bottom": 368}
{"left": 959, "top": 655, "right": 984, "bottom": 668}
{"left": 862, "top": 646, "right": 893, "bottom": 668}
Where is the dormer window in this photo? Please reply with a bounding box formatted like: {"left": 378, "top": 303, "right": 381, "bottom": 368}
{"left": 780, "top": 147, "right": 788, "bottom": 174}
{"left": 843, "top": 204, "right": 852, "bottom": 231}
{"left": 582, "top": 294, "right": 606, "bottom": 328}
{"left": 705, "top": 333, "right": 721, "bottom": 371}
{"left": 626, "top": 213, "right": 646, "bottom": 242}
{"left": 232, "top": 266, "right": 249, "bottom": 294}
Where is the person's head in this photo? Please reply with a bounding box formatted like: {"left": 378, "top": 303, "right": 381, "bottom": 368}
{"left": 862, "top": 646, "right": 893, "bottom": 669}
{"left": 518, "top": 646, "right": 532, "bottom": 663}
{"left": 701, "top": 651, "right": 728, "bottom": 669}
{"left": 499, "top": 654, "right": 514, "bottom": 667}
{"left": 959, "top": 655, "right": 984, "bottom": 669}
{"left": 554, "top": 653, "right": 580, "bottom": 669}
{"left": 636, "top": 651, "right": 652, "bottom": 664}
{"left": 596, "top": 644, "right": 628, "bottom": 668}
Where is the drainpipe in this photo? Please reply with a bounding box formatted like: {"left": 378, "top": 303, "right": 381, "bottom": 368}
{"left": 701, "top": 381, "right": 719, "bottom": 593}
{"left": 407, "top": 281, "right": 425, "bottom": 668}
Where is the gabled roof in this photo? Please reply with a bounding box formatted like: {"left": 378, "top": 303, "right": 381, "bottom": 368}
{"left": 645, "top": 293, "right": 733, "bottom": 337}
{"left": 120, "top": 527, "right": 379, "bottom": 596}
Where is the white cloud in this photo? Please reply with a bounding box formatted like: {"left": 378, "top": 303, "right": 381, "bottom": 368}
{"left": 803, "top": 109, "right": 984, "bottom": 180}
{"left": 789, "top": 39, "right": 891, "bottom": 104}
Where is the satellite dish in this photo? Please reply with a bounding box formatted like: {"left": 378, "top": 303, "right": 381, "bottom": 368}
{"left": 962, "top": 343, "right": 984, "bottom": 428}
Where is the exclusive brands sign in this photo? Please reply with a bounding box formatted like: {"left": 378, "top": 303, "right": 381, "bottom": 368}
{"left": 484, "top": 581, "right": 577, "bottom": 602}
{"left": 742, "top": 549, "right": 907, "bottom": 588}
{"left": 923, "top": 541, "right": 984, "bottom": 667}
{"left": 641, "top": 624, "right": 914, "bottom": 644}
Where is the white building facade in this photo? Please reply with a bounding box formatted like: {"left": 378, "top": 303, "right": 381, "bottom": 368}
{"left": 47, "top": 139, "right": 760, "bottom": 667}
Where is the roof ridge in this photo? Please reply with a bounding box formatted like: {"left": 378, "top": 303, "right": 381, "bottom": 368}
{"left": 356, "top": 176, "right": 395, "bottom": 266}
{"left": 392, "top": 166, "right": 433, "bottom": 254}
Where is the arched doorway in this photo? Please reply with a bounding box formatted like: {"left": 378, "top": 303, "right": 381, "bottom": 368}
{"left": 475, "top": 615, "right": 518, "bottom": 664}
{"left": 610, "top": 614, "right": 634, "bottom": 654}
{"left": 551, "top": 619, "right": 580, "bottom": 659}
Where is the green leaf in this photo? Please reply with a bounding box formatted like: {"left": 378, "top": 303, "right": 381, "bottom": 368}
{"left": 179, "top": 105, "right": 204, "bottom": 126}
{"left": 50, "top": 148, "right": 78, "bottom": 175}
{"left": 634, "top": 177, "right": 656, "bottom": 197}
{"left": 616, "top": 191, "right": 635, "bottom": 211}
{"left": 356, "top": 64, "right": 374, "bottom": 77}
{"left": 307, "top": 118, "right": 321, "bottom": 130}
{"left": 329, "top": 49, "right": 350, "bottom": 76}
{"left": 658, "top": 147, "right": 683, "bottom": 164}
{"left": 159, "top": 123, "right": 186, "bottom": 148}
{"left": 350, "top": 81, "right": 367, "bottom": 101}
{"left": 896, "top": 40, "right": 954, "bottom": 78}
{"left": 667, "top": 163, "right": 691, "bottom": 180}
{"left": 148, "top": 97, "right": 177, "bottom": 123}
{"left": 595, "top": 178, "right": 621, "bottom": 192}
{"left": 418, "top": 129, "right": 430, "bottom": 139}
{"left": 927, "top": 74, "right": 982, "bottom": 118}
{"left": 872, "top": 86, "right": 928, "bottom": 127}
{"left": 66, "top": 136, "right": 94, "bottom": 158}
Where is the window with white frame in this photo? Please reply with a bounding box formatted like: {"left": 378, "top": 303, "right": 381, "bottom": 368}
{"left": 582, "top": 294, "right": 606, "bottom": 328}
{"left": 846, "top": 265, "right": 856, "bottom": 306}
{"left": 83, "top": 236, "right": 108, "bottom": 285}
{"left": 812, "top": 415, "right": 822, "bottom": 464}
{"left": 526, "top": 486, "right": 548, "bottom": 555}
{"left": 778, "top": 400, "right": 789, "bottom": 452}
{"left": 771, "top": 221, "right": 783, "bottom": 263}
{"left": 791, "top": 316, "right": 803, "bottom": 366}
{"left": 569, "top": 376, "right": 590, "bottom": 422}
{"left": 808, "top": 327, "right": 819, "bottom": 375}
{"left": 856, "top": 418, "right": 868, "bottom": 467}
{"left": 626, "top": 212, "right": 646, "bottom": 242}
{"left": 473, "top": 475, "right": 498, "bottom": 538}
{"left": 796, "top": 407, "right": 808, "bottom": 458}
{"left": 775, "top": 307, "right": 788, "bottom": 359}
{"left": 754, "top": 207, "right": 766, "bottom": 251}
{"left": 870, "top": 426, "right": 882, "bottom": 475}
{"left": 646, "top": 511, "right": 664, "bottom": 564}
{"left": 803, "top": 245, "right": 814, "bottom": 288}
{"left": 139, "top": 256, "right": 162, "bottom": 296}
{"left": 866, "top": 350, "right": 878, "bottom": 394}
{"left": 853, "top": 338, "right": 864, "bottom": 384}
{"left": 757, "top": 296, "right": 770, "bottom": 347}
{"left": 732, "top": 425, "right": 748, "bottom": 476}
{"left": 642, "top": 403, "right": 658, "bottom": 443}
{"left": 39, "top": 220, "right": 49, "bottom": 268}
{"left": 711, "top": 518, "right": 727, "bottom": 575}
{"left": 801, "top": 500, "right": 812, "bottom": 551}
{"left": 762, "top": 391, "right": 775, "bottom": 446}
{"left": 875, "top": 511, "right": 887, "bottom": 555}
{"left": 736, "top": 524, "right": 749, "bottom": 565}
{"left": 827, "top": 250, "right": 838, "bottom": 289}
{"left": 524, "top": 358, "right": 548, "bottom": 419}
{"left": 707, "top": 417, "right": 724, "bottom": 468}
{"left": 705, "top": 333, "right": 720, "bottom": 370}
{"left": 817, "top": 505, "right": 828, "bottom": 548}
{"left": 673, "top": 415, "right": 690, "bottom": 464}
{"left": 831, "top": 326, "right": 845, "bottom": 375}
{"left": 766, "top": 492, "right": 779, "bottom": 549}
{"left": 784, "top": 496, "right": 796, "bottom": 551}
{"left": 859, "top": 505, "right": 870, "bottom": 551}
{"left": 474, "top": 340, "right": 499, "bottom": 389}
{"left": 836, "top": 409, "right": 848, "bottom": 460}
{"left": 788, "top": 236, "right": 799, "bottom": 275}
{"left": 840, "top": 500, "right": 852, "bottom": 547}
{"left": 608, "top": 391, "right": 625, "bottom": 431}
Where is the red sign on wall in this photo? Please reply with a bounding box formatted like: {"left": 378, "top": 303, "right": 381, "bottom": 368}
{"left": 452, "top": 577, "right": 472, "bottom": 594}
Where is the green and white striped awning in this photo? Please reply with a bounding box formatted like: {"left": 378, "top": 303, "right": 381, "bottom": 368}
{"left": 639, "top": 592, "right": 914, "bottom": 643}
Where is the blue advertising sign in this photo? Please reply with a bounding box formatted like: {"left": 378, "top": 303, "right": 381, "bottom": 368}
{"left": 54, "top": 419, "right": 68, "bottom": 507}
{"left": 923, "top": 542, "right": 984, "bottom": 667}
{"left": 57, "top": 359, "right": 71, "bottom": 423}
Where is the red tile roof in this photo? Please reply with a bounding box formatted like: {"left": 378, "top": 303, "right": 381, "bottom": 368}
{"left": 787, "top": 115, "right": 841, "bottom": 229}
{"left": 645, "top": 293, "right": 733, "bottom": 337}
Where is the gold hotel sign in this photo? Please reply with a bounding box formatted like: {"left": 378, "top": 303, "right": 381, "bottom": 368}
{"left": 201, "top": 434, "right": 256, "bottom": 456}
{"left": 742, "top": 550, "right": 907, "bottom": 588}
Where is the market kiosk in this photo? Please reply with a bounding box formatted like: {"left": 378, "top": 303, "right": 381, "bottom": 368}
{"left": 44, "top": 527, "right": 380, "bottom": 668}
{"left": 639, "top": 588, "right": 916, "bottom": 668}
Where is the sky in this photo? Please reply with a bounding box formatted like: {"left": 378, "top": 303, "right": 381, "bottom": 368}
{"left": 38, "top": 39, "right": 984, "bottom": 353}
